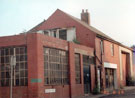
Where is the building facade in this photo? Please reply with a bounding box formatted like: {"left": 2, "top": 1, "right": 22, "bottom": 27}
{"left": 0, "top": 9, "right": 134, "bottom": 98}
{"left": 0, "top": 33, "right": 95, "bottom": 98}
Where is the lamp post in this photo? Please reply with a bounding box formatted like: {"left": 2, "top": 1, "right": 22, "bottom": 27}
{"left": 10, "top": 48, "right": 16, "bottom": 98}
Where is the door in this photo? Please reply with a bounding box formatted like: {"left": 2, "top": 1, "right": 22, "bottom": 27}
{"left": 105, "top": 68, "right": 115, "bottom": 90}
{"left": 83, "top": 65, "right": 91, "bottom": 94}
{"left": 122, "top": 53, "right": 127, "bottom": 86}
{"left": 83, "top": 55, "right": 91, "bottom": 94}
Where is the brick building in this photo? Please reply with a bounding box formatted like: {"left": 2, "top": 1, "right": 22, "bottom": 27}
{"left": 0, "top": 9, "right": 134, "bottom": 98}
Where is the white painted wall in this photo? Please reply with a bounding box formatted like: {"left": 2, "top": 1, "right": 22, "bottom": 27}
{"left": 67, "top": 27, "right": 76, "bottom": 41}
{"left": 104, "top": 62, "right": 117, "bottom": 69}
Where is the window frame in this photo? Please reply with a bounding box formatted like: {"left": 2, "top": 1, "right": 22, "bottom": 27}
{"left": 111, "top": 44, "right": 114, "bottom": 56}
{"left": 44, "top": 47, "right": 69, "bottom": 85}
{"left": 100, "top": 40, "right": 104, "bottom": 55}
{"left": 0, "top": 46, "right": 28, "bottom": 87}
{"left": 58, "top": 29, "right": 67, "bottom": 40}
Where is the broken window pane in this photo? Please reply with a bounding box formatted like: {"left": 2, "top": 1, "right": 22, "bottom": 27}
{"left": 0, "top": 47, "right": 27, "bottom": 87}
{"left": 59, "top": 29, "right": 67, "bottom": 40}
{"left": 44, "top": 47, "right": 69, "bottom": 85}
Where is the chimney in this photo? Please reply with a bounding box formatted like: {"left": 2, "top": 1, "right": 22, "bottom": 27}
{"left": 81, "top": 9, "right": 90, "bottom": 25}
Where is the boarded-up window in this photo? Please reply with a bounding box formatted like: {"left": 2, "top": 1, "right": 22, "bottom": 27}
{"left": 44, "top": 47, "right": 69, "bottom": 85}
{"left": 75, "top": 53, "right": 81, "bottom": 84}
{"left": 0, "top": 47, "right": 27, "bottom": 86}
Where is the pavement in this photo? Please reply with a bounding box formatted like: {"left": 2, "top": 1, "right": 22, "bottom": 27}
{"left": 78, "top": 86, "right": 135, "bottom": 98}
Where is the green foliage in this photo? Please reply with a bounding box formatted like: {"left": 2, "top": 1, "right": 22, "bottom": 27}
{"left": 73, "top": 38, "right": 80, "bottom": 44}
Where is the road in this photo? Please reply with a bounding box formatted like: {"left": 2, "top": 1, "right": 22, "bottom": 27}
{"left": 100, "top": 89, "right": 135, "bottom": 98}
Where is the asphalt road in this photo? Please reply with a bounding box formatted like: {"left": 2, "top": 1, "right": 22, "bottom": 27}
{"left": 100, "top": 89, "right": 135, "bottom": 98}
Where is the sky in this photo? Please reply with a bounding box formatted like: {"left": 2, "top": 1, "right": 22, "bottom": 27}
{"left": 0, "top": 0, "right": 135, "bottom": 47}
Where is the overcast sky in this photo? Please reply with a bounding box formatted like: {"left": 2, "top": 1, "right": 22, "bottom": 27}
{"left": 0, "top": 0, "right": 135, "bottom": 46}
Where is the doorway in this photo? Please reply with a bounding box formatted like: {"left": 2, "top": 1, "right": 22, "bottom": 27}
{"left": 83, "top": 55, "right": 91, "bottom": 94}
{"left": 122, "top": 53, "right": 130, "bottom": 86}
{"left": 105, "top": 68, "right": 115, "bottom": 90}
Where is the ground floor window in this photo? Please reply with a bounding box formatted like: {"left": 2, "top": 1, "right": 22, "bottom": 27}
{"left": 44, "top": 47, "right": 69, "bottom": 85}
{"left": 0, "top": 47, "right": 27, "bottom": 86}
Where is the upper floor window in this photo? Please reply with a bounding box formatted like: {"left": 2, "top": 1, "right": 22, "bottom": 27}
{"left": 53, "top": 30, "right": 57, "bottom": 38}
{"left": 43, "top": 30, "right": 49, "bottom": 36}
{"left": 59, "top": 29, "right": 67, "bottom": 40}
{"left": 43, "top": 29, "right": 67, "bottom": 40}
{"left": 37, "top": 27, "right": 76, "bottom": 42}
{"left": 100, "top": 40, "right": 104, "bottom": 54}
{"left": 111, "top": 44, "right": 114, "bottom": 56}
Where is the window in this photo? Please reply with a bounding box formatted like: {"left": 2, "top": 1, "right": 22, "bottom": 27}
{"left": 111, "top": 44, "right": 114, "bottom": 56}
{"left": 44, "top": 47, "right": 69, "bottom": 85}
{"left": 43, "top": 31, "right": 49, "bottom": 36}
{"left": 59, "top": 29, "right": 67, "bottom": 40}
{"left": 100, "top": 40, "right": 104, "bottom": 54}
{"left": 75, "top": 53, "right": 81, "bottom": 84}
{"left": 53, "top": 31, "right": 57, "bottom": 38}
{"left": 83, "top": 55, "right": 94, "bottom": 65}
{"left": 83, "top": 55, "right": 90, "bottom": 66}
{"left": 43, "top": 29, "right": 67, "bottom": 41}
{"left": 0, "top": 47, "right": 27, "bottom": 86}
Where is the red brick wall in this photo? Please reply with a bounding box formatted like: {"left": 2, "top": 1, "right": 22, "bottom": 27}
{"left": 39, "top": 34, "right": 94, "bottom": 98}
{"left": 0, "top": 87, "right": 28, "bottom": 98}
{"left": 95, "top": 37, "right": 121, "bottom": 89}
{"left": 95, "top": 38, "right": 102, "bottom": 65}
{"left": 0, "top": 33, "right": 94, "bottom": 98}
{"left": 0, "top": 35, "right": 28, "bottom": 98}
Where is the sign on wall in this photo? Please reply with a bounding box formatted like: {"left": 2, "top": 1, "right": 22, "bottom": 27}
{"left": 31, "top": 79, "right": 42, "bottom": 83}
{"left": 45, "top": 89, "right": 56, "bottom": 93}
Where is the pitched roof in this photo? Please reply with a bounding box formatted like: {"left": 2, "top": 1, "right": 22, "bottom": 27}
{"left": 27, "top": 9, "right": 132, "bottom": 50}
{"left": 28, "top": 20, "right": 46, "bottom": 32}
{"left": 62, "top": 9, "right": 118, "bottom": 42}
{"left": 58, "top": 9, "right": 133, "bottom": 50}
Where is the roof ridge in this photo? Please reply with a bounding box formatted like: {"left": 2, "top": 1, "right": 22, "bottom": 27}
{"left": 27, "top": 20, "right": 46, "bottom": 32}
